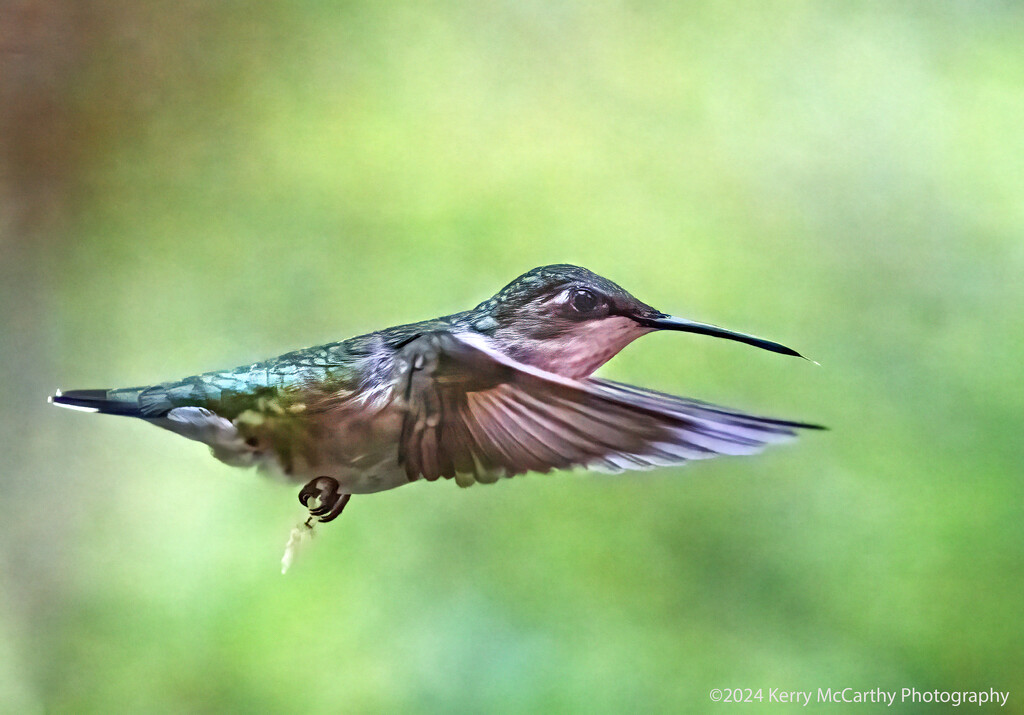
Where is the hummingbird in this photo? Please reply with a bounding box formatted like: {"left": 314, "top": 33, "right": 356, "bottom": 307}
{"left": 50, "top": 264, "right": 822, "bottom": 527}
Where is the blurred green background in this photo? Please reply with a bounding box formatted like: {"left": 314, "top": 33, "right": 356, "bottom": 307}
{"left": 2, "top": 1, "right": 1023, "bottom": 712}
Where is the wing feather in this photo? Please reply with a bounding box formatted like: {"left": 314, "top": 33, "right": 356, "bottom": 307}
{"left": 395, "top": 332, "right": 822, "bottom": 485}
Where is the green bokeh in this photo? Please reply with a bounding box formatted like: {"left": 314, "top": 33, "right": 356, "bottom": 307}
{"left": 2, "top": 2, "right": 1022, "bottom": 712}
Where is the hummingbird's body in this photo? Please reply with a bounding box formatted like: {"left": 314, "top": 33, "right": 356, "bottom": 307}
{"left": 52, "top": 265, "right": 822, "bottom": 522}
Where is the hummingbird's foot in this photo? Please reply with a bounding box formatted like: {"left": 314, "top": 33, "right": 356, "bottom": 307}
{"left": 298, "top": 477, "right": 351, "bottom": 524}
{"left": 283, "top": 478, "right": 351, "bottom": 574}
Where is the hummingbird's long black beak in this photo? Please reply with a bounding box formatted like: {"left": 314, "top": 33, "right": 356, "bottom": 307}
{"left": 638, "top": 314, "right": 806, "bottom": 359}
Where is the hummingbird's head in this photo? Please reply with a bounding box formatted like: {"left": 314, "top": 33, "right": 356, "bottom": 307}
{"left": 469, "top": 264, "right": 803, "bottom": 378}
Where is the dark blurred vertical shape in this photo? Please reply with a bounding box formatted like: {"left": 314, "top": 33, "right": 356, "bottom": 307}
{"left": 1, "top": 1, "right": 251, "bottom": 700}
{"left": 0, "top": 2, "right": 116, "bottom": 705}
{"left": 0, "top": 2, "right": 83, "bottom": 707}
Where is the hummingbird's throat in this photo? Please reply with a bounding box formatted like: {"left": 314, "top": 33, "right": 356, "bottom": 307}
{"left": 503, "top": 316, "right": 651, "bottom": 379}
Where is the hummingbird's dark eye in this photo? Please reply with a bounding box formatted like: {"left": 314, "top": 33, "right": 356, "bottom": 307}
{"left": 569, "top": 288, "right": 601, "bottom": 314}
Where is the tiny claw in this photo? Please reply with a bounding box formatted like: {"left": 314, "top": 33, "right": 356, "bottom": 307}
{"left": 317, "top": 493, "right": 351, "bottom": 523}
{"left": 297, "top": 477, "right": 350, "bottom": 524}
{"left": 308, "top": 501, "right": 332, "bottom": 517}
{"left": 299, "top": 476, "right": 339, "bottom": 508}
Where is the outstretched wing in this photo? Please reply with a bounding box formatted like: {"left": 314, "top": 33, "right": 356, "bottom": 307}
{"left": 396, "top": 331, "right": 822, "bottom": 486}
